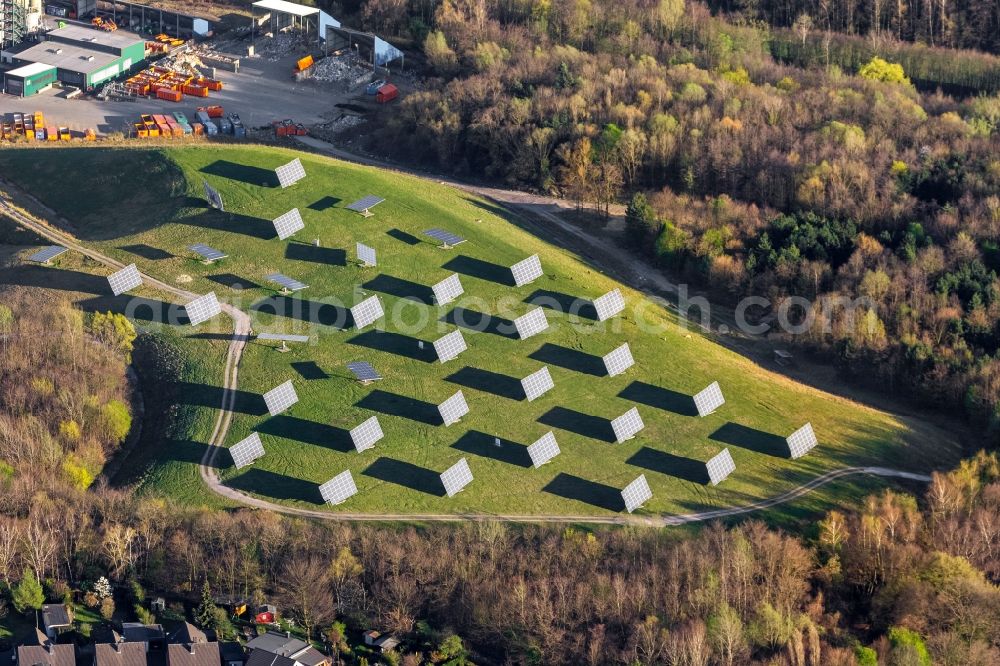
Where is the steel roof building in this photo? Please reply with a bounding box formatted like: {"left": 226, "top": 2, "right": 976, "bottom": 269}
{"left": 3, "top": 25, "right": 145, "bottom": 89}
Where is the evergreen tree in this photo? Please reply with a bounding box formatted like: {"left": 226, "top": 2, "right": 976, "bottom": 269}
{"left": 195, "top": 580, "right": 218, "bottom": 629}
{"left": 12, "top": 568, "right": 44, "bottom": 615}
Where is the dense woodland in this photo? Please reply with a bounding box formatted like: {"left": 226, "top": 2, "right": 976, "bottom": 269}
{"left": 0, "top": 298, "right": 999, "bottom": 664}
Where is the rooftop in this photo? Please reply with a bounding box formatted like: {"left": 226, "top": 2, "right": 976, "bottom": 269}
{"left": 252, "top": 0, "right": 319, "bottom": 17}
{"left": 41, "top": 604, "right": 72, "bottom": 629}
{"left": 246, "top": 633, "right": 308, "bottom": 658}
{"left": 94, "top": 642, "right": 150, "bottom": 666}
{"left": 167, "top": 641, "right": 220, "bottom": 666}
{"left": 13, "top": 41, "right": 119, "bottom": 75}
{"left": 5, "top": 61, "right": 56, "bottom": 78}
{"left": 121, "top": 623, "right": 165, "bottom": 644}
{"left": 45, "top": 25, "right": 145, "bottom": 50}
{"left": 17, "top": 642, "right": 76, "bottom": 666}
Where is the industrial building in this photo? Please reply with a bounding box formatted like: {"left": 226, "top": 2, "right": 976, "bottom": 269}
{"left": 2, "top": 24, "right": 145, "bottom": 90}
{"left": 3, "top": 59, "right": 55, "bottom": 94}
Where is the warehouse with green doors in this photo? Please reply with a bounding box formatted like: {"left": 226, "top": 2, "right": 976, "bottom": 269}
{"left": 3, "top": 62, "right": 57, "bottom": 96}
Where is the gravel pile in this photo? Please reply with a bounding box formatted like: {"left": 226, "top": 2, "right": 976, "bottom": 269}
{"left": 309, "top": 55, "right": 371, "bottom": 90}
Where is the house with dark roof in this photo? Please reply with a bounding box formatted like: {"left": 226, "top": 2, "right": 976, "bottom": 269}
{"left": 245, "top": 632, "right": 329, "bottom": 666}
{"left": 219, "top": 642, "right": 246, "bottom": 666}
{"left": 95, "top": 641, "right": 151, "bottom": 666}
{"left": 167, "top": 638, "right": 219, "bottom": 666}
{"left": 16, "top": 630, "right": 76, "bottom": 666}
{"left": 121, "top": 624, "right": 166, "bottom": 654}
{"left": 40, "top": 605, "right": 73, "bottom": 641}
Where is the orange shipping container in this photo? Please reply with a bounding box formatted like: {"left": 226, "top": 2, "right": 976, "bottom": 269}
{"left": 156, "top": 124, "right": 171, "bottom": 137}
{"left": 156, "top": 89, "right": 183, "bottom": 102}
{"left": 182, "top": 84, "right": 208, "bottom": 98}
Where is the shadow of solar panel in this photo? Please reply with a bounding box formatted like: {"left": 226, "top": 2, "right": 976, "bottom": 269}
{"left": 185, "top": 292, "right": 221, "bottom": 326}
{"left": 350, "top": 295, "right": 384, "bottom": 329}
{"left": 433, "top": 330, "right": 467, "bottom": 363}
{"left": 424, "top": 228, "right": 466, "bottom": 247}
{"left": 347, "top": 361, "right": 382, "bottom": 382}
{"left": 610, "top": 407, "right": 644, "bottom": 443}
{"left": 521, "top": 366, "right": 554, "bottom": 402}
{"left": 263, "top": 380, "right": 298, "bottom": 416}
{"left": 356, "top": 242, "right": 377, "bottom": 266}
{"left": 319, "top": 470, "right": 357, "bottom": 505}
{"left": 266, "top": 273, "right": 308, "bottom": 291}
{"left": 346, "top": 195, "right": 385, "bottom": 213}
{"left": 273, "top": 209, "right": 305, "bottom": 240}
{"left": 189, "top": 243, "right": 227, "bottom": 262}
{"left": 510, "top": 254, "right": 542, "bottom": 287}
{"left": 440, "top": 458, "right": 473, "bottom": 497}
{"left": 513, "top": 308, "right": 548, "bottom": 340}
{"left": 28, "top": 246, "right": 68, "bottom": 263}
{"left": 786, "top": 423, "right": 818, "bottom": 459}
{"left": 621, "top": 474, "right": 652, "bottom": 513}
{"left": 593, "top": 288, "right": 625, "bottom": 321}
{"left": 108, "top": 263, "right": 142, "bottom": 296}
{"left": 229, "top": 432, "right": 265, "bottom": 469}
{"left": 431, "top": 274, "right": 464, "bottom": 305}
{"left": 602, "top": 343, "right": 634, "bottom": 377}
{"left": 526, "top": 431, "right": 560, "bottom": 468}
{"left": 706, "top": 448, "right": 736, "bottom": 485}
{"left": 693, "top": 381, "right": 725, "bottom": 417}
{"left": 438, "top": 390, "right": 469, "bottom": 426}
{"left": 350, "top": 416, "right": 384, "bottom": 452}
{"left": 275, "top": 158, "right": 306, "bottom": 188}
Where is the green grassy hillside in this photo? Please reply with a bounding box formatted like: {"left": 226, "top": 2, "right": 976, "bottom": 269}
{"left": 0, "top": 145, "right": 964, "bottom": 518}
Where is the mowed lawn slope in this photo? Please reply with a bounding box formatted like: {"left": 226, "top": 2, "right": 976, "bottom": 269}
{"left": 0, "top": 145, "right": 964, "bottom": 517}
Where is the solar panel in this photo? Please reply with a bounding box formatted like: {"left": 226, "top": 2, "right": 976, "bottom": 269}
{"left": 593, "top": 288, "right": 625, "bottom": 321}
{"left": 521, "top": 366, "right": 554, "bottom": 401}
{"left": 346, "top": 195, "right": 385, "bottom": 216}
{"left": 107, "top": 263, "right": 142, "bottom": 296}
{"left": 275, "top": 158, "right": 306, "bottom": 188}
{"left": 610, "top": 407, "right": 644, "bottom": 443}
{"left": 786, "top": 423, "right": 818, "bottom": 459}
{"left": 431, "top": 274, "right": 464, "bottom": 305}
{"left": 229, "top": 432, "right": 265, "bottom": 469}
{"left": 319, "top": 470, "right": 358, "bottom": 505}
{"left": 350, "top": 416, "right": 383, "bottom": 452}
{"left": 510, "top": 254, "right": 543, "bottom": 287}
{"left": 272, "top": 209, "right": 305, "bottom": 241}
{"left": 433, "top": 329, "right": 467, "bottom": 363}
{"left": 184, "top": 292, "right": 221, "bottom": 326}
{"left": 440, "top": 458, "right": 473, "bottom": 497}
{"left": 356, "top": 242, "right": 377, "bottom": 267}
{"left": 263, "top": 380, "right": 298, "bottom": 417}
{"left": 438, "top": 390, "right": 469, "bottom": 426}
{"left": 265, "top": 273, "right": 308, "bottom": 292}
{"left": 526, "top": 431, "right": 560, "bottom": 468}
{"left": 347, "top": 361, "right": 382, "bottom": 383}
{"left": 350, "top": 295, "right": 384, "bottom": 330}
{"left": 621, "top": 474, "right": 652, "bottom": 513}
{"left": 693, "top": 381, "right": 725, "bottom": 417}
{"left": 257, "top": 333, "right": 310, "bottom": 343}
{"left": 513, "top": 308, "right": 548, "bottom": 340}
{"left": 203, "top": 180, "right": 225, "bottom": 211}
{"left": 189, "top": 243, "right": 227, "bottom": 262}
{"left": 28, "top": 245, "right": 68, "bottom": 263}
{"left": 706, "top": 448, "right": 736, "bottom": 485}
{"left": 424, "top": 228, "right": 466, "bottom": 247}
{"left": 602, "top": 343, "right": 634, "bottom": 377}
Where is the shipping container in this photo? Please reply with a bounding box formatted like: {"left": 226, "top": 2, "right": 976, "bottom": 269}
{"left": 156, "top": 88, "right": 183, "bottom": 102}
{"left": 47, "top": 126, "right": 58, "bottom": 141}
{"left": 58, "top": 127, "right": 70, "bottom": 141}
{"left": 376, "top": 83, "right": 398, "bottom": 103}
{"left": 218, "top": 118, "right": 233, "bottom": 134}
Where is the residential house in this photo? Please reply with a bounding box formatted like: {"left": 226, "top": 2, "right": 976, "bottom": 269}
{"left": 166, "top": 623, "right": 219, "bottom": 666}
{"left": 245, "top": 632, "right": 329, "bottom": 666}
{"left": 16, "top": 630, "right": 75, "bottom": 666}
{"left": 94, "top": 641, "right": 151, "bottom": 666}
{"left": 361, "top": 632, "right": 399, "bottom": 654}
{"left": 40, "top": 605, "right": 73, "bottom": 642}
{"left": 219, "top": 642, "right": 246, "bottom": 666}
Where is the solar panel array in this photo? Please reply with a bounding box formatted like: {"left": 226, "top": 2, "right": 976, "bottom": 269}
{"left": 319, "top": 470, "right": 358, "bottom": 505}
{"left": 229, "top": 432, "right": 265, "bottom": 469}
{"left": 28, "top": 246, "right": 68, "bottom": 264}
{"left": 275, "top": 158, "right": 306, "bottom": 188}
{"left": 706, "top": 448, "right": 736, "bottom": 486}
{"left": 513, "top": 308, "right": 548, "bottom": 340}
{"left": 263, "top": 380, "right": 298, "bottom": 417}
{"left": 424, "top": 228, "right": 466, "bottom": 247}
{"left": 527, "top": 431, "right": 560, "bottom": 468}
{"left": 693, "top": 381, "right": 725, "bottom": 417}
{"left": 266, "top": 273, "right": 308, "bottom": 292}
{"left": 431, "top": 274, "right": 464, "bottom": 305}
{"left": 786, "top": 423, "right": 818, "bottom": 459}
{"left": 108, "top": 263, "right": 142, "bottom": 296}
{"left": 356, "top": 242, "right": 377, "bottom": 266}
{"left": 350, "top": 416, "right": 384, "bottom": 452}
{"left": 602, "top": 343, "right": 634, "bottom": 377}
{"left": 621, "top": 474, "right": 652, "bottom": 513}
{"left": 346, "top": 195, "right": 385, "bottom": 214}
{"left": 203, "top": 180, "right": 225, "bottom": 210}
{"left": 185, "top": 292, "right": 221, "bottom": 326}
{"left": 610, "top": 407, "right": 644, "bottom": 443}
{"left": 438, "top": 390, "right": 469, "bottom": 426}
{"left": 433, "top": 329, "right": 467, "bottom": 363}
{"left": 593, "top": 289, "right": 625, "bottom": 321}
{"left": 510, "top": 254, "right": 543, "bottom": 287}
{"left": 257, "top": 332, "right": 310, "bottom": 343}
{"left": 440, "top": 458, "right": 473, "bottom": 497}
{"left": 347, "top": 361, "right": 382, "bottom": 382}
{"left": 350, "top": 295, "right": 384, "bottom": 330}
{"left": 189, "top": 243, "right": 227, "bottom": 262}
{"left": 521, "top": 366, "right": 554, "bottom": 402}
{"left": 273, "top": 208, "right": 305, "bottom": 240}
